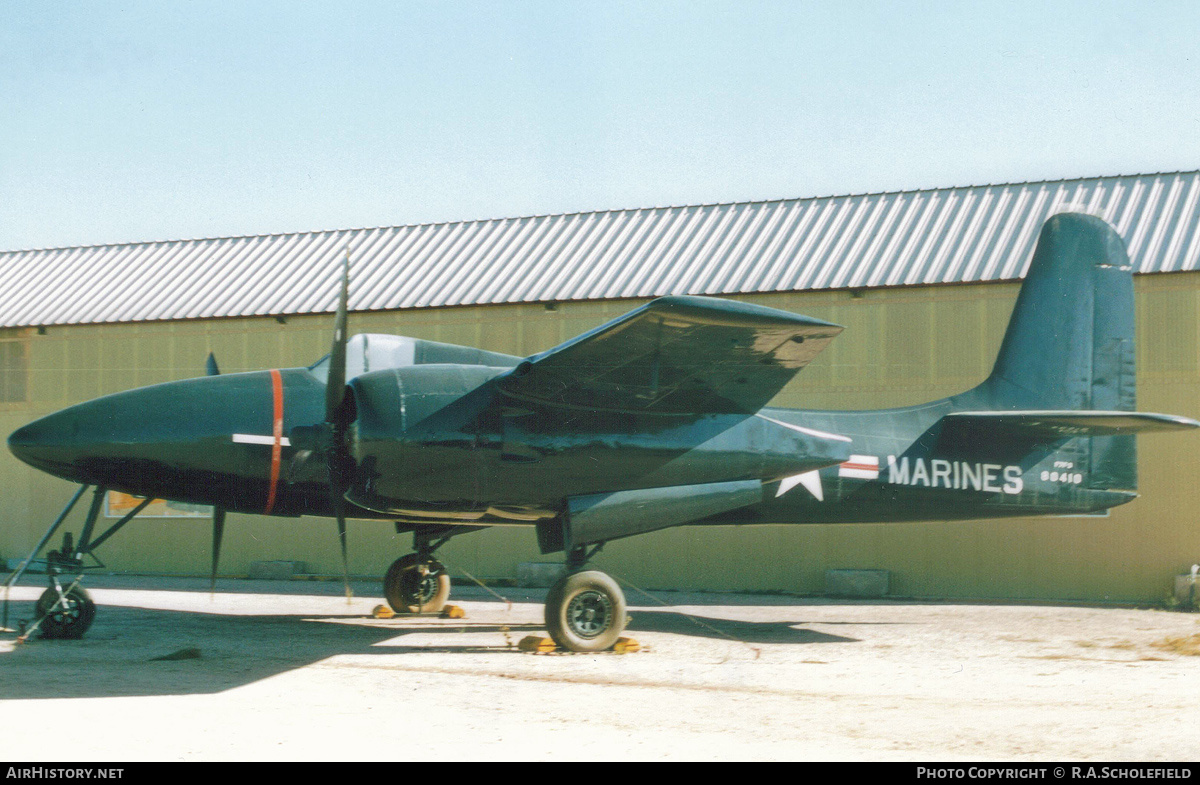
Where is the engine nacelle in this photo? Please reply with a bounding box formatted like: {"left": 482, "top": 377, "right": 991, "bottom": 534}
{"left": 345, "top": 364, "right": 509, "bottom": 512}
{"left": 350, "top": 363, "right": 507, "bottom": 437}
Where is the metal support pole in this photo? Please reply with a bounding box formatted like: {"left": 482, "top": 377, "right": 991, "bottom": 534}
{"left": 411, "top": 526, "right": 481, "bottom": 562}
{"left": 75, "top": 486, "right": 108, "bottom": 555}
{"left": 4, "top": 485, "right": 88, "bottom": 591}
{"left": 413, "top": 530, "right": 431, "bottom": 562}
{"left": 565, "top": 542, "right": 606, "bottom": 572}
{"left": 86, "top": 496, "right": 153, "bottom": 553}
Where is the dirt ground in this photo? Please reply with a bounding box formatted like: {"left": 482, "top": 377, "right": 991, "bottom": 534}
{"left": 1, "top": 574, "right": 1197, "bottom": 762}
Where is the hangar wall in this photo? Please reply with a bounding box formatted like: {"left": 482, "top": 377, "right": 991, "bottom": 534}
{"left": 3, "top": 271, "right": 1199, "bottom": 604}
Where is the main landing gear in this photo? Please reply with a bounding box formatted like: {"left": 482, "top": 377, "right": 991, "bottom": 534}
{"left": 543, "top": 544, "right": 627, "bottom": 653}
{"left": 383, "top": 553, "right": 450, "bottom": 614}
{"left": 382, "top": 528, "right": 456, "bottom": 614}
{"left": 380, "top": 529, "right": 628, "bottom": 653}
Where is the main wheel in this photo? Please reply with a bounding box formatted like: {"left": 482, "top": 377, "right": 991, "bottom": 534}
{"left": 383, "top": 554, "right": 450, "bottom": 614}
{"left": 35, "top": 585, "right": 96, "bottom": 640}
{"left": 545, "top": 570, "right": 627, "bottom": 652}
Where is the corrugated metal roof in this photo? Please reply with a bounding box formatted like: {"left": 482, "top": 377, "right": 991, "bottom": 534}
{"left": 2, "top": 170, "right": 1199, "bottom": 327}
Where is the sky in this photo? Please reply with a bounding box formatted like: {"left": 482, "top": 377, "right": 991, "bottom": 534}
{"left": 1, "top": 0, "right": 1198, "bottom": 251}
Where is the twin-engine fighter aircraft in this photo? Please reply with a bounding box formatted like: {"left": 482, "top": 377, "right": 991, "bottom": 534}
{"left": 6, "top": 213, "right": 1197, "bottom": 650}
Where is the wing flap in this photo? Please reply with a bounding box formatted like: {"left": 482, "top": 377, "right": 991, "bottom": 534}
{"left": 500, "top": 296, "right": 842, "bottom": 414}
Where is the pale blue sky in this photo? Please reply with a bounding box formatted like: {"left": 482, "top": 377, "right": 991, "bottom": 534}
{"left": 2, "top": 1, "right": 1197, "bottom": 250}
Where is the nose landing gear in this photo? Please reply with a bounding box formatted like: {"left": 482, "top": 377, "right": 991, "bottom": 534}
{"left": 3, "top": 485, "right": 151, "bottom": 641}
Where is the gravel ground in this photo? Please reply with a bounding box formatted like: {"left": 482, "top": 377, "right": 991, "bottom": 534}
{"left": 1, "top": 574, "right": 1197, "bottom": 761}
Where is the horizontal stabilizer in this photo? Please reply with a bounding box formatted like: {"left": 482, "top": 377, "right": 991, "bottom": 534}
{"left": 500, "top": 296, "right": 842, "bottom": 414}
{"left": 942, "top": 411, "right": 1200, "bottom": 443}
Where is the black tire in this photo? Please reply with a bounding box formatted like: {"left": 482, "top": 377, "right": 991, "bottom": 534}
{"left": 545, "top": 570, "right": 627, "bottom": 652}
{"left": 383, "top": 554, "right": 450, "bottom": 614}
{"left": 36, "top": 585, "right": 96, "bottom": 640}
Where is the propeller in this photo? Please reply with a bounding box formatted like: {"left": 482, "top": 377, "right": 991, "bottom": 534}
{"left": 210, "top": 508, "right": 226, "bottom": 594}
{"left": 206, "top": 351, "right": 226, "bottom": 593}
{"left": 282, "top": 251, "right": 355, "bottom": 599}
{"left": 305, "top": 249, "right": 355, "bottom": 600}
{"left": 326, "top": 251, "right": 351, "bottom": 428}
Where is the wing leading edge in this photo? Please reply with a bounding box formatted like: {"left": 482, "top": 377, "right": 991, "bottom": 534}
{"left": 499, "top": 296, "right": 842, "bottom": 414}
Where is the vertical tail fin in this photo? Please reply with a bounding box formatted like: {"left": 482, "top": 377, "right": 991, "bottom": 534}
{"left": 983, "top": 212, "right": 1135, "bottom": 410}
{"left": 974, "top": 213, "right": 1137, "bottom": 488}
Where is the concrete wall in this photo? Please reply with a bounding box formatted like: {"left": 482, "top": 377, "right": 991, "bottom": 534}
{"left": 3, "top": 271, "right": 1199, "bottom": 603}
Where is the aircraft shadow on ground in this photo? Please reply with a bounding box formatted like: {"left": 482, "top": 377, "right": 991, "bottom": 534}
{"left": 0, "top": 594, "right": 863, "bottom": 700}
{"left": 618, "top": 607, "right": 859, "bottom": 645}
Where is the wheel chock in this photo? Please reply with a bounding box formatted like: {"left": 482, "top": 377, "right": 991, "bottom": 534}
{"left": 439, "top": 604, "right": 466, "bottom": 619}
{"left": 518, "top": 635, "right": 558, "bottom": 653}
{"left": 613, "top": 637, "right": 640, "bottom": 654}
{"left": 372, "top": 604, "right": 395, "bottom": 619}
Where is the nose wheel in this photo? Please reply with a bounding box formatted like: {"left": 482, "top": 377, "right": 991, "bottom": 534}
{"left": 383, "top": 553, "right": 450, "bottom": 614}
{"left": 544, "top": 569, "right": 627, "bottom": 652}
{"left": 35, "top": 583, "right": 95, "bottom": 639}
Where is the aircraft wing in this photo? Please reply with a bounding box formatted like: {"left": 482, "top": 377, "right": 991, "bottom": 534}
{"left": 498, "top": 296, "right": 842, "bottom": 414}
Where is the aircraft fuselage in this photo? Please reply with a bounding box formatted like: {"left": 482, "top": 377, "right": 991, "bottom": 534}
{"left": 7, "top": 364, "right": 1135, "bottom": 528}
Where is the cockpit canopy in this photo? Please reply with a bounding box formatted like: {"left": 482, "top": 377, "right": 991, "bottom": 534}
{"left": 308, "top": 334, "right": 522, "bottom": 383}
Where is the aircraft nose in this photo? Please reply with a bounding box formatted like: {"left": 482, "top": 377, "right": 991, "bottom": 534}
{"left": 8, "top": 401, "right": 110, "bottom": 481}
{"left": 9, "top": 419, "right": 47, "bottom": 457}
{"left": 8, "top": 371, "right": 324, "bottom": 506}
{"left": 10, "top": 410, "right": 74, "bottom": 450}
{"left": 8, "top": 378, "right": 232, "bottom": 486}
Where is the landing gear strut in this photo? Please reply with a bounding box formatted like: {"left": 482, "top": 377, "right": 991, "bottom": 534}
{"left": 544, "top": 543, "right": 627, "bottom": 652}
{"left": 2, "top": 485, "right": 151, "bottom": 641}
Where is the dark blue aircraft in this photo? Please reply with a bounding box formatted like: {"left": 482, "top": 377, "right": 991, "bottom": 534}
{"left": 7, "top": 213, "right": 1196, "bottom": 650}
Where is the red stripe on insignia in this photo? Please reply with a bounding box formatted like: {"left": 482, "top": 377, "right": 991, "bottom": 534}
{"left": 264, "top": 369, "right": 284, "bottom": 514}
{"left": 841, "top": 462, "right": 877, "bottom": 471}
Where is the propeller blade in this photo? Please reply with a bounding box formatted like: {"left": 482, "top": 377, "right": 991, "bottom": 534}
{"left": 325, "top": 249, "right": 351, "bottom": 424}
{"left": 205, "top": 352, "right": 220, "bottom": 376}
{"left": 210, "top": 507, "right": 226, "bottom": 593}
{"left": 334, "top": 500, "right": 352, "bottom": 601}
{"left": 321, "top": 250, "right": 354, "bottom": 603}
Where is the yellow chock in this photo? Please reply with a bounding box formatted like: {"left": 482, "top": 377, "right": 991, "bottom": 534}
{"left": 613, "top": 637, "right": 640, "bottom": 654}
{"left": 440, "top": 604, "right": 466, "bottom": 619}
{"left": 372, "top": 604, "right": 395, "bottom": 619}
{"left": 518, "top": 635, "right": 558, "bottom": 653}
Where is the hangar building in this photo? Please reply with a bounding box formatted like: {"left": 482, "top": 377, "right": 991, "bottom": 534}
{"left": 2, "top": 170, "right": 1199, "bottom": 603}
